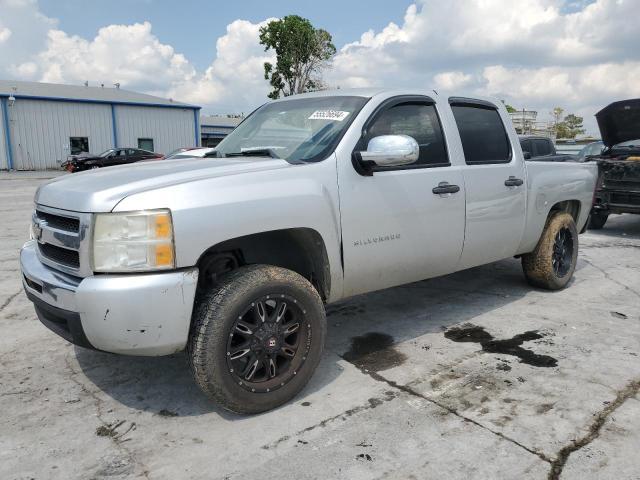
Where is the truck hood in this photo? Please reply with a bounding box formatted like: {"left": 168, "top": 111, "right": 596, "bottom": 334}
{"left": 36, "top": 157, "right": 293, "bottom": 213}
{"left": 596, "top": 98, "right": 640, "bottom": 147}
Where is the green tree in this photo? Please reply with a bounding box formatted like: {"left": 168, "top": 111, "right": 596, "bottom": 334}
{"left": 563, "top": 114, "right": 586, "bottom": 138}
{"left": 552, "top": 107, "right": 564, "bottom": 125}
{"left": 505, "top": 104, "right": 517, "bottom": 113}
{"left": 259, "top": 15, "right": 336, "bottom": 100}
{"left": 552, "top": 112, "right": 586, "bottom": 139}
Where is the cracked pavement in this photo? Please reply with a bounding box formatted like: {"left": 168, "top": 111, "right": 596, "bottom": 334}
{"left": 1, "top": 173, "right": 640, "bottom": 479}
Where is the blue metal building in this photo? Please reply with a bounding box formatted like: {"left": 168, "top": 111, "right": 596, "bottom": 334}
{"left": 0, "top": 79, "right": 200, "bottom": 170}
{"left": 200, "top": 115, "right": 242, "bottom": 148}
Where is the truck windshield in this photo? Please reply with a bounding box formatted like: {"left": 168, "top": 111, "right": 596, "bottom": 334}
{"left": 213, "top": 96, "right": 369, "bottom": 163}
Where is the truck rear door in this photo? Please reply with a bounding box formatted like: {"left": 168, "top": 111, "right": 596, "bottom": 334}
{"left": 337, "top": 95, "right": 466, "bottom": 297}
{"left": 449, "top": 98, "right": 527, "bottom": 269}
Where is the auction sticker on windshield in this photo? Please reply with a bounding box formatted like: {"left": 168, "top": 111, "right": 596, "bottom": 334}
{"left": 308, "top": 110, "right": 350, "bottom": 121}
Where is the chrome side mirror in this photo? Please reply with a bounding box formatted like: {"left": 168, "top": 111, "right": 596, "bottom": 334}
{"left": 359, "top": 135, "right": 419, "bottom": 167}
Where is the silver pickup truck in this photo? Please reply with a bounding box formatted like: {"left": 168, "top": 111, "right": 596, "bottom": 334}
{"left": 21, "top": 89, "right": 597, "bottom": 413}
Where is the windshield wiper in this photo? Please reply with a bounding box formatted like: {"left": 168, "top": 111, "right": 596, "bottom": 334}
{"left": 224, "top": 148, "right": 281, "bottom": 159}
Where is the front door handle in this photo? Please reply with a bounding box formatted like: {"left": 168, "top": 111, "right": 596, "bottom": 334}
{"left": 432, "top": 182, "right": 460, "bottom": 195}
{"left": 504, "top": 176, "right": 524, "bottom": 187}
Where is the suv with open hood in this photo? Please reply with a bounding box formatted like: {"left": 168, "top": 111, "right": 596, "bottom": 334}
{"left": 588, "top": 99, "right": 640, "bottom": 229}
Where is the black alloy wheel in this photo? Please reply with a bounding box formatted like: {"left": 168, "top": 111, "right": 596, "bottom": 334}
{"left": 188, "top": 264, "right": 326, "bottom": 414}
{"left": 227, "top": 294, "right": 310, "bottom": 393}
{"left": 551, "top": 227, "right": 574, "bottom": 277}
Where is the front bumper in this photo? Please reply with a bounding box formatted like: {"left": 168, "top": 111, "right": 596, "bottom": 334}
{"left": 21, "top": 240, "right": 199, "bottom": 356}
{"left": 593, "top": 188, "right": 640, "bottom": 215}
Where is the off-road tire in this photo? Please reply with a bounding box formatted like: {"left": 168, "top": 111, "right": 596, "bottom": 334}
{"left": 521, "top": 212, "right": 578, "bottom": 290}
{"left": 588, "top": 212, "right": 608, "bottom": 230}
{"left": 188, "top": 264, "right": 326, "bottom": 414}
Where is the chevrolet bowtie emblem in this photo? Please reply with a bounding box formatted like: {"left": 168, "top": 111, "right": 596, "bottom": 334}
{"left": 32, "top": 220, "right": 45, "bottom": 241}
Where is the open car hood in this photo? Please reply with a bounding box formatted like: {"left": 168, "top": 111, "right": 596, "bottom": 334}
{"left": 596, "top": 98, "right": 640, "bottom": 147}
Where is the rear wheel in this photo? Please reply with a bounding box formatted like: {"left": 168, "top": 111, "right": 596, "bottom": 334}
{"left": 522, "top": 212, "right": 578, "bottom": 290}
{"left": 188, "top": 264, "right": 326, "bottom": 414}
{"left": 588, "top": 211, "right": 608, "bottom": 230}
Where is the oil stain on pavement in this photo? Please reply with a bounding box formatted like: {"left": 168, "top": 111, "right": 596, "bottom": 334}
{"left": 342, "top": 332, "right": 407, "bottom": 372}
{"left": 444, "top": 323, "right": 558, "bottom": 367}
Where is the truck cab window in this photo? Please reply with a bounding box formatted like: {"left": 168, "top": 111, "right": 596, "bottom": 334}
{"left": 534, "top": 139, "right": 552, "bottom": 156}
{"left": 451, "top": 105, "right": 511, "bottom": 164}
{"left": 364, "top": 103, "right": 449, "bottom": 167}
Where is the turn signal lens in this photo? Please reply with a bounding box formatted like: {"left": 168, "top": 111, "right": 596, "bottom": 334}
{"left": 154, "top": 243, "right": 174, "bottom": 267}
{"left": 155, "top": 213, "right": 172, "bottom": 238}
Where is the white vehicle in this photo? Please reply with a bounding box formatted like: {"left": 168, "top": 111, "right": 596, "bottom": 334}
{"left": 21, "top": 89, "right": 598, "bottom": 413}
{"left": 164, "top": 147, "right": 216, "bottom": 160}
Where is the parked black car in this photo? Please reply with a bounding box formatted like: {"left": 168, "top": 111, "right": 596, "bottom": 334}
{"left": 61, "top": 148, "right": 162, "bottom": 172}
{"left": 587, "top": 99, "right": 640, "bottom": 229}
{"left": 519, "top": 135, "right": 574, "bottom": 162}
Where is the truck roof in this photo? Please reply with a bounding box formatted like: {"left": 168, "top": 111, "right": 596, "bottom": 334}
{"left": 270, "top": 88, "right": 504, "bottom": 108}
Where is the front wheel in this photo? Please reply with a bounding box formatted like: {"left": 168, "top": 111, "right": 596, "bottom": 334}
{"left": 521, "top": 212, "right": 578, "bottom": 290}
{"left": 188, "top": 265, "right": 326, "bottom": 414}
{"left": 588, "top": 211, "right": 608, "bottom": 230}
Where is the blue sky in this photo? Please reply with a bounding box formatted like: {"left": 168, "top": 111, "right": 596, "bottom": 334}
{"left": 1, "top": 0, "right": 638, "bottom": 134}
{"left": 38, "top": 0, "right": 414, "bottom": 70}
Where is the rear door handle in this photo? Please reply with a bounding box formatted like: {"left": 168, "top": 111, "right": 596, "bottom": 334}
{"left": 504, "top": 176, "right": 524, "bottom": 187}
{"left": 432, "top": 182, "right": 460, "bottom": 195}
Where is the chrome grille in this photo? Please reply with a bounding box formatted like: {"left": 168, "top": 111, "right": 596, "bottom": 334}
{"left": 38, "top": 243, "right": 80, "bottom": 269}
{"left": 33, "top": 205, "right": 93, "bottom": 277}
{"left": 35, "top": 210, "right": 80, "bottom": 232}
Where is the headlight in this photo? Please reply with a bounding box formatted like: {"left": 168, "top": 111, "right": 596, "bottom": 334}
{"left": 93, "top": 210, "right": 175, "bottom": 272}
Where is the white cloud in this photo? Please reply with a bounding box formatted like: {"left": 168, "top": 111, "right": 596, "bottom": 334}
{"left": 433, "top": 71, "right": 473, "bottom": 91}
{"left": 30, "top": 22, "right": 196, "bottom": 95}
{"left": 0, "top": 27, "right": 11, "bottom": 43}
{"left": 0, "top": 1, "right": 274, "bottom": 114}
{"left": 327, "top": 0, "right": 640, "bottom": 133}
{"left": 167, "top": 19, "right": 276, "bottom": 112}
{"left": 1, "top": 0, "right": 639, "bottom": 133}
{"left": 10, "top": 61, "right": 37, "bottom": 78}
{"left": 0, "top": 0, "right": 56, "bottom": 75}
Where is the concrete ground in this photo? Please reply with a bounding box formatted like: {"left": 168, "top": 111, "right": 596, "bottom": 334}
{"left": 1, "top": 173, "right": 639, "bottom": 480}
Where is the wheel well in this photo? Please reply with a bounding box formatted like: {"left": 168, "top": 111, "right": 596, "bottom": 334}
{"left": 195, "top": 228, "right": 331, "bottom": 301}
{"left": 549, "top": 200, "right": 581, "bottom": 223}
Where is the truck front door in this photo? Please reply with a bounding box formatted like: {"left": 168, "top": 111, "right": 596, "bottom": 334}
{"left": 337, "top": 96, "right": 466, "bottom": 297}
{"left": 449, "top": 99, "right": 527, "bottom": 269}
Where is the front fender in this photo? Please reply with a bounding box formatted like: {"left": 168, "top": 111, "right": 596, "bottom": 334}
{"left": 113, "top": 156, "right": 344, "bottom": 301}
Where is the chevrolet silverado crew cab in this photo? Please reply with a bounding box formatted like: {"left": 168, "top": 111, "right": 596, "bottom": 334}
{"left": 21, "top": 89, "right": 598, "bottom": 413}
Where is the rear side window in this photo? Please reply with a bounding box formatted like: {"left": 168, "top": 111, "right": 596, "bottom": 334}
{"left": 534, "top": 139, "right": 552, "bottom": 156}
{"left": 520, "top": 139, "right": 532, "bottom": 156}
{"left": 451, "top": 105, "right": 511, "bottom": 164}
{"left": 364, "top": 102, "right": 449, "bottom": 167}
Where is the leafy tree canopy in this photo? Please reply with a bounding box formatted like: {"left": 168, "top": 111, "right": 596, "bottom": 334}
{"left": 259, "top": 15, "right": 336, "bottom": 100}
{"left": 553, "top": 111, "right": 586, "bottom": 139}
